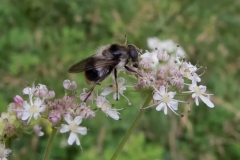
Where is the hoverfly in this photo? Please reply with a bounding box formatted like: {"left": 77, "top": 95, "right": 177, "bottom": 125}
{"left": 68, "top": 38, "right": 141, "bottom": 102}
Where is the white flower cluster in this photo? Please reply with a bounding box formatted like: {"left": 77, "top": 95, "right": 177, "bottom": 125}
{"left": 135, "top": 37, "right": 214, "bottom": 115}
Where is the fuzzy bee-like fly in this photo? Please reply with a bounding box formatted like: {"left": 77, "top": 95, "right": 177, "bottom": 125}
{"left": 68, "top": 42, "right": 141, "bottom": 102}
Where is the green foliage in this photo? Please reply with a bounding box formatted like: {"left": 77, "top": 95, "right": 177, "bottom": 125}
{"left": 0, "top": 0, "right": 239, "bottom": 159}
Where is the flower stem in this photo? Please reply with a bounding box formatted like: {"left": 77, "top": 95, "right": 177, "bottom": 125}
{"left": 111, "top": 93, "right": 152, "bottom": 160}
{"left": 43, "top": 127, "right": 58, "bottom": 160}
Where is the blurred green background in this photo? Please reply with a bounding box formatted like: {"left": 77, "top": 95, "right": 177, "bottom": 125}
{"left": 0, "top": 0, "right": 240, "bottom": 159}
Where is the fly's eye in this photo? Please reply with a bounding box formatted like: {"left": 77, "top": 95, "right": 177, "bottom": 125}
{"left": 128, "top": 44, "right": 139, "bottom": 62}
{"left": 112, "top": 50, "right": 122, "bottom": 57}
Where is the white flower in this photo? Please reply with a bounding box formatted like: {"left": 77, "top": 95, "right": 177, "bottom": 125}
{"left": 21, "top": 98, "right": 46, "bottom": 123}
{"left": 101, "top": 78, "right": 131, "bottom": 105}
{"left": 0, "top": 144, "right": 12, "bottom": 160}
{"left": 60, "top": 114, "right": 87, "bottom": 146}
{"left": 183, "top": 81, "right": 214, "bottom": 108}
{"left": 33, "top": 125, "right": 44, "bottom": 137}
{"left": 96, "top": 96, "right": 120, "bottom": 120}
{"left": 180, "top": 62, "right": 201, "bottom": 82}
{"left": 152, "top": 86, "right": 181, "bottom": 115}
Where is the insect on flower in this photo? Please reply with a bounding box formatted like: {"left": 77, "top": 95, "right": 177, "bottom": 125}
{"left": 68, "top": 36, "right": 141, "bottom": 102}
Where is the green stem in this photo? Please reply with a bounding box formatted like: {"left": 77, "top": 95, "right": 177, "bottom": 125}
{"left": 111, "top": 93, "right": 152, "bottom": 160}
{"left": 43, "top": 127, "right": 58, "bottom": 160}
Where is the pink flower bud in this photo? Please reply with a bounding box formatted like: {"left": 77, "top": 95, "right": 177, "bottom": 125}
{"left": 34, "top": 84, "right": 49, "bottom": 98}
{"left": 80, "top": 88, "right": 93, "bottom": 102}
{"left": 33, "top": 125, "right": 44, "bottom": 137}
{"left": 45, "top": 91, "right": 55, "bottom": 99}
{"left": 139, "top": 61, "right": 151, "bottom": 69}
{"left": 76, "top": 103, "right": 95, "bottom": 119}
{"left": 48, "top": 110, "right": 61, "bottom": 125}
{"left": 63, "top": 80, "right": 77, "bottom": 90}
{"left": 14, "top": 95, "right": 24, "bottom": 105}
{"left": 170, "top": 68, "right": 181, "bottom": 76}
{"left": 157, "top": 50, "right": 169, "bottom": 61}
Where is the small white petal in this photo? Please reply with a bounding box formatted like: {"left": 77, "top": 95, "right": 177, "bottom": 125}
{"left": 106, "top": 110, "right": 120, "bottom": 120}
{"left": 39, "top": 105, "right": 46, "bottom": 112}
{"left": 60, "top": 124, "right": 70, "bottom": 133}
{"left": 74, "top": 116, "right": 83, "bottom": 125}
{"left": 21, "top": 112, "right": 31, "bottom": 120}
{"left": 101, "top": 87, "right": 113, "bottom": 96}
{"left": 38, "top": 132, "right": 44, "bottom": 136}
{"left": 156, "top": 102, "right": 166, "bottom": 111}
{"left": 23, "top": 87, "right": 31, "bottom": 94}
{"left": 75, "top": 136, "right": 80, "bottom": 145}
{"left": 189, "top": 84, "right": 195, "bottom": 91}
{"left": 195, "top": 97, "right": 199, "bottom": 106}
{"left": 169, "top": 101, "right": 178, "bottom": 110}
{"left": 199, "top": 95, "right": 214, "bottom": 108}
{"left": 68, "top": 132, "right": 78, "bottom": 145}
{"left": 4, "top": 148, "right": 12, "bottom": 154}
{"left": 120, "top": 86, "right": 126, "bottom": 91}
{"left": 23, "top": 101, "right": 31, "bottom": 110}
{"left": 153, "top": 93, "right": 162, "bottom": 101}
{"left": 159, "top": 86, "right": 165, "bottom": 95}
{"left": 118, "top": 77, "right": 125, "bottom": 86}
{"left": 164, "top": 105, "right": 168, "bottom": 115}
{"left": 64, "top": 114, "right": 73, "bottom": 124}
{"left": 77, "top": 126, "right": 87, "bottom": 135}
{"left": 199, "top": 85, "right": 207, "bottom": 93}
{"left": 192, "top": 93, "right": 197, "bottom": 98}
{"left": 34, "top": 98, "right": 42, "bottom": 106}
{"left": 113, "top": 92, "right": 119, "bottom": 100}
{"left": 168, "top": 92, "right": 176, "bottom": 98}
{"left": 33, "top": 113, "right": 40, "bottom": 120}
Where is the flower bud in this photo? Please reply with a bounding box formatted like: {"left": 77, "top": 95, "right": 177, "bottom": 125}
{"left": 45, "top": 91, "right": 55, "bottom": 99}
{"left": 80, "top": 88, "right": 93, "bottom": 102}
{"left": 157, "top": 50, "right": 169, "bottom": 61}
{"left": 48, "top": 110, "right": 61, "bottom": 125}
{"left": 14, "top": 95, "right": 24, "bottom": 105}
{"left": 76, "top": 103, "right": 95, "bottom": 119}
{"left": 34, "top": 84, "right": 49, "bottom": 98}
{"left": 33, "top": 125, "right": 44, "bottom": 137}
{"left": 63, "top": 80, "right": 77, "bottom": 90}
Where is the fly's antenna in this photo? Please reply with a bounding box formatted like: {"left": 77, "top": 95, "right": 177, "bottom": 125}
{"left": 124, "top": 35, "right": 128, "bottom": 45}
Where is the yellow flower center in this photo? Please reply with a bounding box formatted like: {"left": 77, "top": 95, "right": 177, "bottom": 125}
{"left": 101, "top": 102, "right": 109, "bottom": 111}
{"left": 69, "top": 121, "right": 78, "bottom": 133}
{"left": 184, "top": 68, "right": 190, "bottom": 73}
{"left": 162, "top": 93, "right": 170, "bottom": 103}
{"left": 28, "top": 105, "right": 39, "bottom": 113}
{"left": 194, "top": 86, "right": 202, "bottom": 96}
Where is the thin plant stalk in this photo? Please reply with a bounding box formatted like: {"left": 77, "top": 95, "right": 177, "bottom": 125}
{"left": 43, "top": 127, "right": 58, "bottom": 160}
{"left": 111, "top": 93, "right": 152, "bottom": 160}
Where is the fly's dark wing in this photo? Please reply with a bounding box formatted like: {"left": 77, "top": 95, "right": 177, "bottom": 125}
{"left": 68, "top": 54, "right": 118, "bottom": 73}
